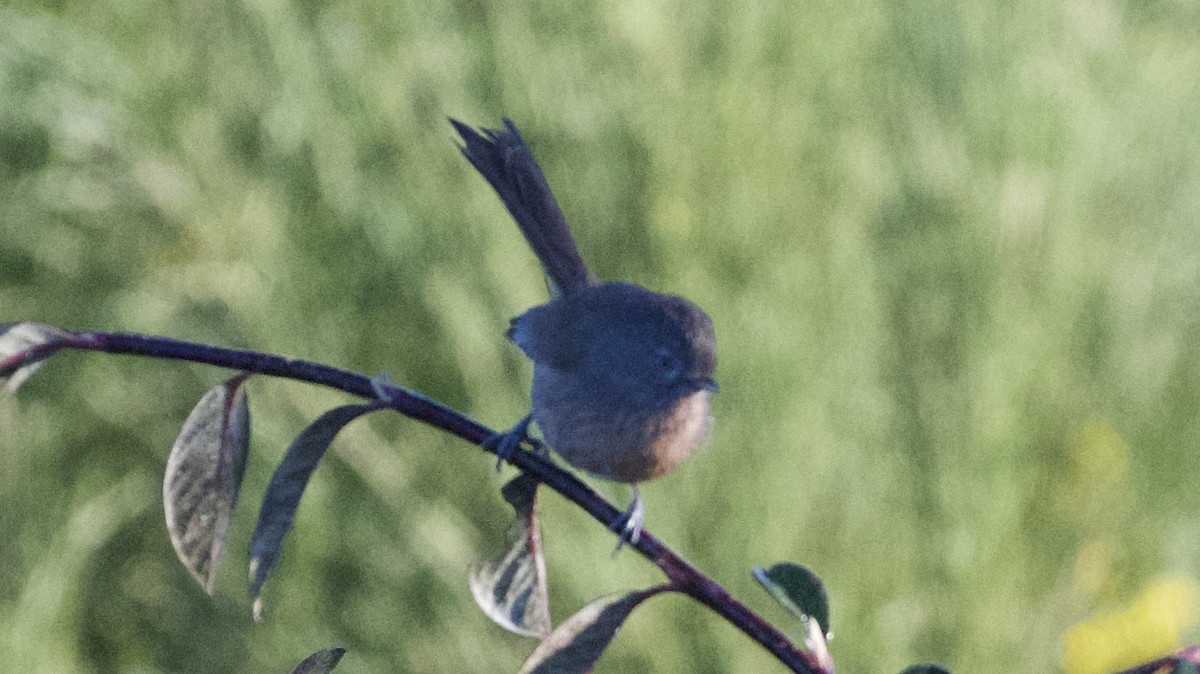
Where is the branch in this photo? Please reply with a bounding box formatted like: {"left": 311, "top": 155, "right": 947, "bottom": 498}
{"left": 5, "top": 329, "right": 824, "bottom": 673}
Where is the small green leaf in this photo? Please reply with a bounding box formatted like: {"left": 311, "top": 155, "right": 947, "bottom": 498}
{"left": 519, "top": 588, "right": 665, "bottom": 674}
{"left": 249, "top": 403, "right": 382, "bottom": 620}
{"left": 752, "top": 562, "right": 830, "bottom": 635}
{"left": 163, "top": 374, "right": 252, "bottom": 594}
{"left": 469, "top": 473, "right": 551, "bottom": 638}
{"left": 898, "top": 665, "right": 952, "bottom": 674}
{"left": 0, "top": 322, "right": 74, "bottom": 393}
{"left": 290, "top": 647, "right": 346, "bottom": 673}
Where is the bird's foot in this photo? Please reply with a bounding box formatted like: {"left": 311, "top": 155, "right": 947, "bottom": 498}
{"left": 482, "top": 414, "right": 534, "bottom": 471}
{"left": 611, "top": 486, "right": 645, "bottom": 553}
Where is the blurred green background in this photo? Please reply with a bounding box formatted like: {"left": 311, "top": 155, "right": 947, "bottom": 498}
{"left": 2, "top": 0, "right": 1200, "bottom": 672}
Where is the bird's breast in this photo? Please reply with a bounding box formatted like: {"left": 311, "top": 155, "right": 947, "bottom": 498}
{"left": 634, "top": 389, "right": 713, "bottom": 480}
{"left": 532, "top": 364, "right": 713, "bottom": 483}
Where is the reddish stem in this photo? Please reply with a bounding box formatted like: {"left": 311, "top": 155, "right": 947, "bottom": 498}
{"left": 8, "top": 329, "right": 826, "bottom": 673}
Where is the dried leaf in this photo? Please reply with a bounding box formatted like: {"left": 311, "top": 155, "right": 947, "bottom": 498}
{"left": 519, "top": 588, "right": 663, "bottom": 674}
{"left": 469, "top": 473, "right": 551, "bottom": 638}
{"left": 163, "top": 374, "right": 252, "bottom": 594}
{"left": 249, "top": 403, "right": 381, "bottom": 620}
{"left": 0, "top": 322, "right": 75, "bottom": 393}
{"left": 290, "top": 647, "right": 346, "bottom": 674}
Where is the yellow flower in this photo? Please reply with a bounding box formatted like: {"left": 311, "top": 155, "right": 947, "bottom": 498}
{"left": 1062, "top": 575, "right": 1200, "bottom": 674}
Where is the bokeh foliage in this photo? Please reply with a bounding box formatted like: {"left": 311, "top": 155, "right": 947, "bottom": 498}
{"left": 2, "top": 0, "right": 1200, "bottom": 672}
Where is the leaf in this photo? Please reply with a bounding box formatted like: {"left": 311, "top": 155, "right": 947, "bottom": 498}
{"left": 249, "top": 403, "right": 382, "bottom": 620}
{"left": 752, "top": 562, "right": 831, "bottom": 635}
{"left": 163, "top": 374, "right": 252, "bottom": 594}
{"left": 0, "top": 322, "right": 75, "bottom": 393}
{"left": 753, "top": 562, "right": 835, "bottom": 671}
{"left": 898, "top": 666, "right": 952, "bottom": 674}
{"left": 519, "top": 588, "right": 664, "bottom": 674}
{"left": 469, "top": 473, "right": 551, "bottom": 638}
{"left": 290, "top": 647, "right": 347, "bottom": 674}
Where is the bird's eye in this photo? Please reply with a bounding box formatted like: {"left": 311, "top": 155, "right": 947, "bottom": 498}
{"left": 655, "top": 347, "right": 683, "bottom": 382}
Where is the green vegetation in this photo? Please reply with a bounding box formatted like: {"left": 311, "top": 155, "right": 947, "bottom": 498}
{"left": 3, "top": 1, "right": 1200, "bottom": 672}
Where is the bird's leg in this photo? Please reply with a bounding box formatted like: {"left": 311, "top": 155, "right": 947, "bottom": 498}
{"left": 611, "top": 484, "right": 645, "bottom": 552}
{"left": 482, "top": 414, "right": 534, "bottom": 471}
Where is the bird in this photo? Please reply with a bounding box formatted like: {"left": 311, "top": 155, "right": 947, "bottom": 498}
{"left": 451, "top": 118, "right": 717, "bottom": 545}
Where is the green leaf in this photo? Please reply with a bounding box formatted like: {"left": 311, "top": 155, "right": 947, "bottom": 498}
{"left": 0, "top": 322, "right": 74, "bottom": 393}
{"left": 249, "top": 403, "right": 382, "bottom": 620}
{"left": 290, "top": 647, "right": 346, "bottom": 674}
{"left": 752, "top": 562, "right": 830, "bottom": 634}
{"left": 163, "top": 374, "right": 252, "bottom": 594}
{"left": 469, "top": 473, "right": 551, "bottom": 638}
{"left": 752, "top": 562, "right": 835, "bottom": 670}
{"left": 519, "top": 588, "right": 664, "bottom": 674}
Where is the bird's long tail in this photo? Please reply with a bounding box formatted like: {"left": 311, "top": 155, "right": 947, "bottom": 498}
{"left": 451, "top": 118, "right": 596, "bottom": 296}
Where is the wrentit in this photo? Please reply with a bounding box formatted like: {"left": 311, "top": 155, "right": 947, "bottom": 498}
{"left": 451, "top": 119, "right": 717, "bottom": 543}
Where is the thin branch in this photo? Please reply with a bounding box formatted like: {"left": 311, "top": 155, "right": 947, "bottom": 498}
{"left": 9, "top": 329, "right": 825, "bottom": 673}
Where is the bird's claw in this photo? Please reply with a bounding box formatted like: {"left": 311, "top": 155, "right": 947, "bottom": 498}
{"left": 483, "top": 414, "right": 534, "bottom": 471}
{"left": 611, "top": 486, "right": 644, "bottom": 553}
